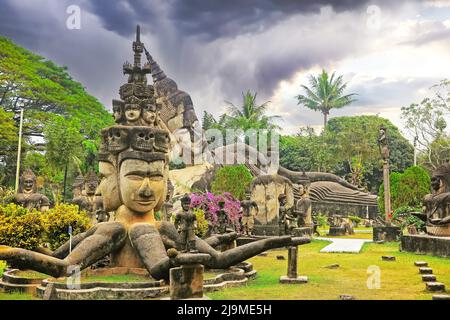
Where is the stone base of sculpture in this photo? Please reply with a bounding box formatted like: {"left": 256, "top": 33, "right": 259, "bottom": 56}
{"left": 401, "top": 234, "right": 450, "bottom": 258}
{"left": 169, "top": 264, "right": 204, "bottom": 300}
{"left": 373, "top": 226, "right": 402, "bottom": 242}
{"left": 292, "top": 227, "right": 313, "bottom": 237}
{"left": 328, "top": 227, "right": 346, "bottom": 236}
{"left": 279, "top": 275, "right": 308, "bottom": 284}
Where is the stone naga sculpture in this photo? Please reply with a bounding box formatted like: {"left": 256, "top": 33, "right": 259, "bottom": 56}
{"left": 0, "top": 25, "right": 310, "bottom": 280}
{"left": 13, "top": 169, "right": 49, "bottom": 212}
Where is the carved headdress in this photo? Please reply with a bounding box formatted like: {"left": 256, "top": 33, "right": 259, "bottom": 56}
{"left": 99, "top": 25, "right": 171, "bottom": 168}
{"left": 432, "top": 161, "right": 450, "bottom": 193}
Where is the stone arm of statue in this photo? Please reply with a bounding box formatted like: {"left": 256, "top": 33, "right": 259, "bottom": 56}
{"left": 251, "top": 201, "right": 259, "bottom": 215}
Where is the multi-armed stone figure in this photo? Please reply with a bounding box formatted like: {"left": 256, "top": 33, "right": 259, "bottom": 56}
{"left": 0, "top": 26, "right": 309, "bottom": 280}
{"left": 13, "top": 169, "right": 49, "bottom": 212}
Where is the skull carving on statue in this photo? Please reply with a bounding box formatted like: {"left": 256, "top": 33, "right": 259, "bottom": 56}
{"left": 108, "top": 126, "right": 130, "bottom": 153}
{"left": 131, "top": 127, "right": 155, "bottom": 151}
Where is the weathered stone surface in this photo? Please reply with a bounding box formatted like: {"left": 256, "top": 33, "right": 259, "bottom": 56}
{"left": 426, "top": 282, "right": 445, "bottom": 292}
{"left": 339, "top": 294, "right": 355, "bottom": 300}
{"left": 381, "top": 256, "right": 396, "bottom": 261}
{"left": 373, "top": 226, "right": 401, "bottom": 242}
{"left": 13, "top": 169, "right": 49, "bottom": 212}
{"left": 279, "top": 275, "right": 308, "bottom": 284}
{"left": 401, "top": 235, "right": 450, "bottom": 258}
{"left": 42, "top": 283, "right": 56, "bottom": 300}
{"left": 414, "top": 261, "right": 428, "bottom": 267}
{"left": 251, "top": 175, "right": 294, "bottom": 236}
{"left": 422, "top": 275, "right": 436, "bottom": 282}
{"left": 419, "top": 267, "right": 433, "bottom": 274}
{"left": 287, "top": 246, "right": 298, "bottom": 279}
{"left": 169, "top": 264, "right": 204, "bottom": 300}
{"left": 328, "top": 226, "right": 346, "bottom": 236}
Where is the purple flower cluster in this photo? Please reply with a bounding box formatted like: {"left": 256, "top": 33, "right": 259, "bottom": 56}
{"left": 189, "top": 191, "right": 242, "bottom": 230}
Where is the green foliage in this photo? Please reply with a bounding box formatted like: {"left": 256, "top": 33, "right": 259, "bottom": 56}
{"left": 296, "top": 70, "right": 357, "bottom": 126}
{"left": 43, "top": 204, "right": 92, "bottom": 250}
{"left": 0, "top": 187, "right": 15, "bottom": 205}
{"left": 378, "top": 166, "right": 431, "bottom": 213}
{"left": 314, "top": 213, "right": 328, "bottom": 227}
{"left": 348, "top": 215, "right": 362, "bottom": 226}
{"left": 0, "top": 203, "right": 91, "bottom": 251}
{"left": 401, "top": 79, "right": 449, "bottom": 170}
{"left": 193, "top": 208, "right": 209, "bottom": 237}
{"left": 0, "top": 204, "right": 45, "bottom": 250}
{"left": 0, "top": 260, "right": 6, "bottom": 277}
{"left": 211, "top": 165, "right": 253, "bottom": 200}
{"left": 280, "top": 116, "right": 414, "bottom": 192}
{"left": 391, "top": 206, "right": 425, "bottom": 230}
{"left": 169, "top": 160, "right": 187, "bottom": 170}
{"left": 0, "top": 36, "right": 113, "bottom": 187}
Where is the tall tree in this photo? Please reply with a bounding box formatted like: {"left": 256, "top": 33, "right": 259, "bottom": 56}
{"left": 401, "top": 79, "right": 450, "bottom": 170}
{"left": 296, "top": 70, "right": 356, "bottom": 127}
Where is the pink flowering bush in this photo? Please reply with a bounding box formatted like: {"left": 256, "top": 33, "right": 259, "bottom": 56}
{"left": 189, "top": 192, "right": 242, "bottom": 231}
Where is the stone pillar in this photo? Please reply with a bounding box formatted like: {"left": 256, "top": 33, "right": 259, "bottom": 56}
{"left": 279, "top": 246, "right": 308, "bottom": 284}
{"left": 287, "top": 246, "right": 297, "bottom": 278}
{"left": 383, "top": 161, "right": 391, "bottom": 224}
{"left": 169, "top": 264, "right": 204, "bottom": 299}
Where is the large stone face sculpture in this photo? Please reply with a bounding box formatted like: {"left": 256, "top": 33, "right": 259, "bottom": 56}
{"left": 0, "top": 25, "right": 310, "bottom": 280}
{"left": 13, "top": 169, "right": 49, "bottom": 212}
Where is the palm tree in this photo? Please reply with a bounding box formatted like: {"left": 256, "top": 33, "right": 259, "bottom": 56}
{"left": 224, "top": 90, "right": 281, "bottom": 133}
{"left": 296, "top": 70, "right": 357, "bottom": 127}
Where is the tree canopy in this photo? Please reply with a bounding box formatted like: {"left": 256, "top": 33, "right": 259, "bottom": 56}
{"left": 0, "top": 36, "right": 113, "bottom": 198}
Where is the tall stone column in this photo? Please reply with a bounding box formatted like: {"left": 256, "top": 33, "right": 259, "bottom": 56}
{"left": 383, "top": 160, "right": 392, "bottom": 225}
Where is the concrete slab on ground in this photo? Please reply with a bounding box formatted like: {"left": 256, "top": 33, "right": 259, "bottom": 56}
{"left": 317, "top": 237, "right": 372, "bottom": 253}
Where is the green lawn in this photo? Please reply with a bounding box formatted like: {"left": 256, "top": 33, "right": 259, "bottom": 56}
{"left": 207, "top": 240, "right": 450, "bottom": 300}
{"left": 1, "top": 240, "right": 449, "bottom": 300}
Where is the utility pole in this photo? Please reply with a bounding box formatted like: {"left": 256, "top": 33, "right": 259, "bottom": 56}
{"left": 14, "top": 108, "right": 24, "bottom": 192}
{"left": 413, "top": 135, "right": 418, "bottom": 166}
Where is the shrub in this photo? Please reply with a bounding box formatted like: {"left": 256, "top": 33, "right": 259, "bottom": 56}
{"left": 193, "top": 208, "right": 209, "bottom": 237}
{"left": 190, "top": 192, "right": 242, "bottom": 230}
{"left": 0, "top": 204, "right": 45, "bottom": 250}
{"left": 0, "top": 260, "right": 6, "bottom": 277}
{"left": 314, "top": 212, "right": 328, "bottom": 227}
{"left": 43, "top": 204, "right": 92, "bottom": 250}
{"left": 378, "top": 166, "right": 430, "bottom": 213}
{"left": 211, "top": 165, "right": 253, "bottom": 200}
{"left": 348, "top": 215, "right": 362, "bottom": 227}
{"left": 0, "top": 187, "right": 15, "bottom": 205}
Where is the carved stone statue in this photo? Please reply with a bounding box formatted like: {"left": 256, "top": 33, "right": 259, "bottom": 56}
{"left": 0, "top": 25, "right": 310, "bottom": 281}
{"left": 13, "top": 169, "right": 49, "bottom": 212}
{"left": 421, "top": 162, "right": 450, "bottom": 236}
{"left": 377, "top": 125, "right": 390, "bottom": 162}
{"left": 175, "top": 194, "right": 198, "bottom": 253}
{"left": 72, "top": 171, "right": 99, "bottom": 223}
{"left": 240, "top": 192, "right": 259, "bottom": 236}
{"left": 217, "top": 200, "right": 229, "bottom": 234}
{"left": 278, "top": 194, "right": 296, "bottom": 235}
{"left": 72, "top": 173, "right": 84, "bottom": 199}
{"left": 294, "top": 182, "right": 312, "bottom": 227}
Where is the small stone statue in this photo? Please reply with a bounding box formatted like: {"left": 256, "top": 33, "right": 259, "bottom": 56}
{"left": 217, "top": 200, "right": 229, "bottom": 234}
{"left": 72, "top": 171, "right": 99, "bottom": 223}
{"left": 377, "top": 125, "right": 390, "bottom": 162}
{"left": 278, "top": 194, "right": 296, "bottom": 235}
{"left": 13, "top": 169, "right": 49, "bottom": 212}
{"left": 240, "top": 191, "right": 259, "bottom": 236}
{"left": 175, "top": 194, "right": 198, "bottom": 253}
{"left": 294, "top": 183, "right": 312, "bottom": 227}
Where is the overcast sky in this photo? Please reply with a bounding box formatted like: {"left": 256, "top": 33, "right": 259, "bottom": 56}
{"left": 1, "top": 0, "right": 449, "bottom": 139}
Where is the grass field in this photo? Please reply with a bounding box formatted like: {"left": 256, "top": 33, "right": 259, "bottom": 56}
{"left": 207, "top": 240, "right": 450, "bottom": 300}
{"left": 0, "top": 239, "right": 449, "bottom": 300}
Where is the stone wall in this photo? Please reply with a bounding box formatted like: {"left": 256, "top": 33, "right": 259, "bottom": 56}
{"left": 311, "top": 201, "right": 379, "bottom": 219}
